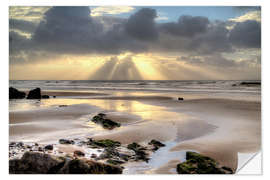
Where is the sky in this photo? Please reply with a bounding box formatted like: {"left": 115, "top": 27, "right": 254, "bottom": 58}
{"left": 9, "top": 6, "right": 261, "bottom": 80}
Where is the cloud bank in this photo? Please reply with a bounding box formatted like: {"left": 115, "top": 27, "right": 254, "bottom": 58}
{"left": 9, "top": 6, "right": 261, "bottom": 80}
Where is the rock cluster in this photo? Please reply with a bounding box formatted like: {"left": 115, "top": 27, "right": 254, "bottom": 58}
{"left": 9, "top": 87, "right": 51, "bottom": 100}
{"left": 176, "top": 151, "right": 233, "bottom": 174}
{"left": 9, "top": 152, "right": 122, "bottom": 174}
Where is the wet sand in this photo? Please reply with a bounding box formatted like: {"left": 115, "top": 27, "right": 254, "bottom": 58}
{"left": 9, "top": 90, "right": 261, "bottom": 173}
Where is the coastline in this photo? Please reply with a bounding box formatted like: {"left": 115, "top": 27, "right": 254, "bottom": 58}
{"left": 9, "top": 88, "right": 261, "bottom": 174}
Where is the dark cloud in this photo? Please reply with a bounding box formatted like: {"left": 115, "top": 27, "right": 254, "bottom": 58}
{"left": 9, "top": 19, "right": 37, "bottom": 34}
{"left": 9, "top": 6, "right": 261, "bottom": 67}
{"left": 229, "top": 20, "right": 261, "bottom": 48}
{"left": 178, "top": 53, "right": 237, "bottom": 68}
{"left": 190, "top": 22, "right": 233, "bottom": 54}
{"left": 125, "top": 8, "right": 158, "bottom": 41}
{"left": 9, "top": 31, "right": 32, "bottom": 54}
{"left": 160, "top": 15, "right": 209, "bottom": 37}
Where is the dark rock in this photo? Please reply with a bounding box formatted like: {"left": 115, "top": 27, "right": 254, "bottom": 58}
{"left": 9, "top": 142, "right": 16, "bottom": 147}
{"left": 127, "top": 142, "right": 149, "bottom": 162}
{"left": 59, "top": 159, "right": 122, "bottom": 174}
{"left": 9, "top": 152, "right": 66, "bottom": 174}
{"left": 59, "top": 105, "right": 68, "bottom": 107}
{"left": 44, "top": 145, "right": 53, "bottom": 151}
{"left": 17, "top": 142, "right": 24, "bottom": 147}
{"left": 41, "top": 95, "right": 50, "bottom": 99}
{"left": 127, "top": 142, "right": 144, "bottom": 151}
{"left": 35, "top": 143, "right": 39, "bottom": 146}
{"left": 91, "top": 113, "right": 121, "bottom": 130}
{"left": 148, "top": 139, "right": 165, "bottom": 151}
{"left": 27, "top": 88, "right": 41, "bottom": 99}
{"left": 73, "top": 150, "right": 85, "bottom": 157}
{"left": 106, "top": 159, "right": 125, "bottom": 165}
{"left": 99, "top": 148, "right": 120, "bottom": 159}
{"left": 239, "top": 81, "right": 261, "bottom": 86}
{"left": 59, "top": 139, "right": 75, "bottom": 145}
{"left": 221, "top": 166, "right": 233, "bottom": 173}
{"left": 178, "top": 97, "right": 184, "bottom": 101}
{"left": 176, "top": 151, "right": 234, "bottom": 174}
{"left": 90, "top": 139, "right": 121, "bottom": 148}
{"left": 53, "top": 96, "right": 56, "bottom": 98}
{"left": 9, "top": 87, "right": 26, "bottom": 99}
{"left": 91, "top": 154, "right": 97, "bottom": 158}
{"left": 9, "top": 152, "right": 122, "bottom": 174}
{"left": 38, "top": 147, "right": 43, "bottom": 152}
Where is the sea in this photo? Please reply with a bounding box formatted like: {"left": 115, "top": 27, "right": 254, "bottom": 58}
{"left": 9, "top": 80, "right": 261, "bottom": 95}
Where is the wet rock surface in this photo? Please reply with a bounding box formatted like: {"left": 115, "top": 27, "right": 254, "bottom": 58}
{"left": 9, "top": 138, "right": 167, "bottom": 174}
{"left": 148, "top": 139, "right": 165, "bottom": 151}
{"left": 176, "top": 151, "right": 233, "bottom": 174}
{"left": 91, "top": 113, "right": 121, "bottom": 130}
{"left": 59, "top": 139, "right": 75, "bottom": 145}
{"left": 9, "top": 152, "right": 122, "bottom": 174}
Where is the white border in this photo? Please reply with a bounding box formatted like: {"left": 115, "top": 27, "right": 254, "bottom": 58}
{"left": 2, "top": 0, "right": 269, "bottom": 179}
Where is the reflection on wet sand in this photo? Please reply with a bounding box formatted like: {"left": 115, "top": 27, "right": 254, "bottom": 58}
{"left": 9, "top": 91, "right": 261, "bottom": 173}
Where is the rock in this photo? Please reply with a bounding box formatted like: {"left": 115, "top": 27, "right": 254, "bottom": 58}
{"left": 89, "top": 139, "right": 121, "bottom": 148}
{"left": 73, "top": 150, "right": 85, "bottom": 157}
{"left": 59, "top": 159, "right": 122, "bottom": 174}
{"left": 38, "top": 147, "right": 43, "bottom": 151}
{"left": 9, "top": 152, "right": 122, "bottom": 174}
{"left": 91, "top": 113, "right": 121, "bottom": 130}
{"left": 127, "top": 142, "right": 144, "bottom": 151}
{"left": 148, "top": 139, "right": 165, "bottom": 151}
{"left": 176, "top": 151, "right": 233, "bottom": 174}
{"left": 17, "top": 142, "right": 24, "bottom": 147}
{"left": 106, "top": 159, "right": 125, "bottom": 165}
{"left": 178, "top": 97, "right": 184, "bottom": 101}
{"left": 59, "top": 105, "right": 68, "bottom": 107}
{"left": 53, "top": 96, "right": 56, "bottom": 98}
{"left": 9, "top": 152, "right": 66, "bottom": 174}
{"left": 59, "top": 139, "right": 75, "bottom": 145}
{"left": 44, "top": 145, "right": 53, "bottom": 151}
{"left": 127, "top": 142, "right": 149, "bottom": 162}
{"left": 41, "top": 95, "right": 50, "bottom": 99}
{"left": 99, "top": 148, "right": 120, "bottom": 159}
{"left": 27, "top": 88, "right": 41, "bottom": 99}
{"left": 9, "top": 87, "right": 26, "bottom": 99}
{"left": 9, "top": 142, "right": 16, "bottom": 147}
{"left": 240, "top": 81, "right": 261, "bottom": 86}
{"left": 91, "top": 154, "right": 97, "bottom": 158}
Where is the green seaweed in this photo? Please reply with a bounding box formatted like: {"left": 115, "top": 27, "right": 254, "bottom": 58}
{"left": 176, "top": 151, "right": 233, "bottom": 174}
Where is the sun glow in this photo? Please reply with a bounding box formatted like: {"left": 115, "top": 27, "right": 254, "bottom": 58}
{"left": 10, "top": 52, "right": 227, "bottom": 80}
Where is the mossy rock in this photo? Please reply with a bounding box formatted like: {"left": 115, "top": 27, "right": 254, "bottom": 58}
{"left": 106, "top": 159, "right": 125, "bottom": 165}
{"left": 93, "top": 139, "right": 121, "bottom": 148}
{"left": 148, "top": 139, "right": 165, "bottom": 151}
{"left": 176, "top": 152, "right": 233, "bottom": 174}
{"left": 91, "top": 114, "right": 121, "bottom": 130}
{"left": 127, "top": 142, "right": 149, "bottom": 162}
{"left": 127, "top": 142, "right": 142, "bottom": 151}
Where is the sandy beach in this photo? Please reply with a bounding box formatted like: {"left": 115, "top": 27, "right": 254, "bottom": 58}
{"left": 9, "top": 86, "right": 261, "bottom": 174}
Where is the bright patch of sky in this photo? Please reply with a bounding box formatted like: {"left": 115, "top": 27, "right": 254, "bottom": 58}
{"left": 90, "top": 6, "right": 260, "bottom": 22}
